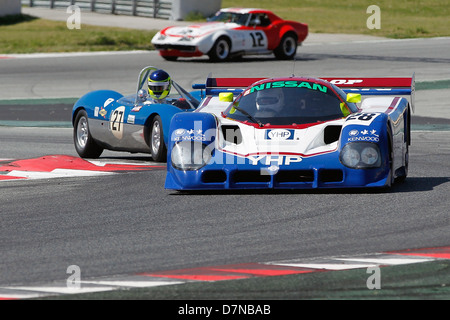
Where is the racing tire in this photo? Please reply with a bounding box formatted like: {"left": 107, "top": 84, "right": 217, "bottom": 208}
{"left": 208, "top": 37, "right": 231, "bottom": 62}
{"left": 395, "top": 146, "right": 409, "bottom": 183}
{"left": 161, "top": 55, "right": 178, "bottom": 61}
{"left": 274, "top": 33, "right": 298, "bottom": 60}
{"left": 386, "top": 126, "right": 395, "bottom": 187}
{"left": 73, "top": 110, "right": 104, "bottom": 159}
{"left": 150, "top": 115, "right": 167, "bottom": 162}
{"left": 395, "top": 108, "right": 410, "bottom": 183}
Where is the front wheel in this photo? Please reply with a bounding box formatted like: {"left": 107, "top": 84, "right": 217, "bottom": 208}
{"left": 150, "top": 115, "right": 167, "bottom": 162}
{"left": 161, "top": 55, "right": 178, "bottom": 61}
{"left": 73, "top": 110, "right": 103, "bottom": 158}
{"left": 208, "top": 37, "right": 231, "bottom": 62}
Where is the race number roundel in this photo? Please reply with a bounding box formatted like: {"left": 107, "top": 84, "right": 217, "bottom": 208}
{"left": 110, "top": 106, "right": 126, "bottom": 139}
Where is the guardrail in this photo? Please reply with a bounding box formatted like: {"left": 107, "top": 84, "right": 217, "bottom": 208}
{"left": 22, "top": 0, "right": 172, "bottom": 19}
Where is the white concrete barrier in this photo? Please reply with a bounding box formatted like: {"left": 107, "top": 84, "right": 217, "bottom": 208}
{"left": 0, "top": 0, "right": 21, "bottom": 16}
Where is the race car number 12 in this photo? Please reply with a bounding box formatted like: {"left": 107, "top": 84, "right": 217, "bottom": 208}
{"left": 110, "top": 106, "right": 126, "bottom": 139}
{"left": 250, "top": 32, "right": 264, "bottom": 47}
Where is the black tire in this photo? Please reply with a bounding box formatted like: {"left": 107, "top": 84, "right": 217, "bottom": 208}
{"left": 395, "top": 145, "right": 409, "bottom": 183}
{"left": 386, "top": 126, "right": 395, "bottom": 187}
{"left": 395, "top": 109, "right": 410, "bottom": 183}
{"left": 73, "top": 110, "right": 103, "bottom": 158}
{"left": 208, "top": 37, "right": 231, "bottom": 62}
{"left": 274, "top": 33, "right": 298, "bottom": 60}
{"left": 150, "top": 115, "right": 167, "bottom": 162}
{"left": 161, "top": 55, "right": 178, "bottom": 61}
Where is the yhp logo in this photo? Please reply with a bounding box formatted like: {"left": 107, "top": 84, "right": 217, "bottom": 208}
{"left": 265, "top": 129, "right": 294, "bottom": 141}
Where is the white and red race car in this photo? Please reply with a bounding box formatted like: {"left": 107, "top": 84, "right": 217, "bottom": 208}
{"left": 151, "top": 8, "right": 308, "bottom": 62}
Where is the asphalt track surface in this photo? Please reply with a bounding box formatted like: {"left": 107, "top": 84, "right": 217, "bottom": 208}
{"left": 0, "top": 27, "right": 449, "bottom": 300}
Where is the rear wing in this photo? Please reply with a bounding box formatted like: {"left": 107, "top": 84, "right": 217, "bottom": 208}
{"left": 192, "top": 74, "right": 415, "bottom": 111}
{"left": 192, "top": 77, "right": 264, "bottom": 95}
{"left": 322, "top": 74, "right": 415, "bottom": 112}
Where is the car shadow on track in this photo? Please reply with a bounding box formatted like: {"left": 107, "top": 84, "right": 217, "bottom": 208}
{"left": 168, "top": 55, "right": 318, "bottom": 64}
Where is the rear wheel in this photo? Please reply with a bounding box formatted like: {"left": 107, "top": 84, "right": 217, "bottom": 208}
{"left": 150, "top": 115, "right": 167, "bottom": 162}
{"left": 274, "top": 33, "right": 298, "bottom": 60}
{"left": 73, "top": 110, "right": 103, "bottom": 158}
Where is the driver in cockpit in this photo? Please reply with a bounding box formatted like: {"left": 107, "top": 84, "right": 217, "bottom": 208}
{"left": 254, "top": 88, "right": 285, "bottom": 117}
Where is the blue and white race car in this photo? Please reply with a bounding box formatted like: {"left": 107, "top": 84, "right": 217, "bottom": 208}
{"left": 72, "top": 66, "right": 201, "bottom": 162}
{"left": 165, "top": 74, "right": 414, "bottom": 190}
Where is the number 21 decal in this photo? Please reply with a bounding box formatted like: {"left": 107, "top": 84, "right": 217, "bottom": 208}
{"left": 110, "top": 106, "right": 126, "bottom": 139}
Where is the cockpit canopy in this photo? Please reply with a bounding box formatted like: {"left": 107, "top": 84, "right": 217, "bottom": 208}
{"left": 223, "top": 79, "right": 358, "bottom": 126}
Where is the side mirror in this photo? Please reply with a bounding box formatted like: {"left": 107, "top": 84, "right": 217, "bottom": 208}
{"left": 346, "top": 93, "right": 361, "bottom": 103}
{"left": 219, "top": 92, "right": 233, "bottom": 102}
{"left": 137, "top": 89, "right": 148, "bottom": 101}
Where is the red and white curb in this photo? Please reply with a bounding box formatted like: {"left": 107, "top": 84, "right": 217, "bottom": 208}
{"left": 0, "top": 155, "right": 165, "bottom": 181}
{"left": 0, "top": 246, "right": 448, "bottom": 299}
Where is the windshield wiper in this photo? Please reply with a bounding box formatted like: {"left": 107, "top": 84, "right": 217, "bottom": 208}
{"left": 232, "top": 105, "right": 264, "bottom": 127}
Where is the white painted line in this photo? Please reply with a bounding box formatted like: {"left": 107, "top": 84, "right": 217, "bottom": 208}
{"left": 81, "top": 280, "right": 184, "bottom": 288}
{"left": 334, "top": 257, "right": 435, "bottom": 265}
{"left": 87, "top": 160, "right": 159, "bottom": 167}
{"left": 7, "top": 285, "right": 116, "bottom": 295}
{"left": 0, "top": 291, "right": 47, "bottom": 299}
{"left": 271, "top": 263, "right": 378, "bottom": 271}
{"left": 6, "top": 169, "right": 115, "bottom": 179}
{"left": 2, "top": 50, "right": 151, "bottom": 59}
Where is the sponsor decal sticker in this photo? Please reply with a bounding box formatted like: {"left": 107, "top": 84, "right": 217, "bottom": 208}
{"left": 174, "top": 128, "right": 206, "bottom": 141}
{"left": 247, "top": 155, "right": 302, "bottom": 166}
{"left": 246, "top": 81, "right": 328, "bottom": 95}
{"left": 265, "top": 129, "right": 295, "bottom": 141}
{"left": 347, "top": 128, "right": 380, "bottom": 142}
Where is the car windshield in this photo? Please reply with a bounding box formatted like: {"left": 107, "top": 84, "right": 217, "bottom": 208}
{"left": 209, "top": 12, "right": 249, "bottom": 25}
{"left": 224, "top": 80, "right": 348, "bottom": 126}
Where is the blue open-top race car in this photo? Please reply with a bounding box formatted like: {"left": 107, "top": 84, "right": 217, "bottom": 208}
{"left": 165, "top": 74, "right": 415, "bottom": 190}
{"left": 72, "top": 66, "right": 201, "bottom": 162}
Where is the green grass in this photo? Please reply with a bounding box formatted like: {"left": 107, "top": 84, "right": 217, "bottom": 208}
{"left": 0, "top": 1, "right": 448, "bottom": 54}
{"left": 223, "top": 0, "right": 449, "bottom": 38}
{"left": 0, "top": 14, "right": 157, "bottom": 54}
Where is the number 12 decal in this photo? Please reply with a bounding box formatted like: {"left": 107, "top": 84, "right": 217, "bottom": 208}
{"left": 250, "top": 32, "right": 264, "bottom": 47}
{"left": 110, "top": 106, "right": 126, "bottom": 139}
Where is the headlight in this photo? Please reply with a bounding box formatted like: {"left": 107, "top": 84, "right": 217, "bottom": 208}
{"left": 341, "top": 148, "right": 360, "bottom": 167}
{"left": 340, "top": 142, "right": 381, "bottom": 168}
{"left": 361, "top": 146, "right": 379, "bottom": 165}
{"left": 171, "top": 141, "right": 212, "bottom": 170}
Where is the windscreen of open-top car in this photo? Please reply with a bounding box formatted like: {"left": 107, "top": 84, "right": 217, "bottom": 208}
{"left": 208, "top": 11, "right": 250, "bottom": 25}
{"left": 224, "top": 80, "right": 348, "bottom": 126}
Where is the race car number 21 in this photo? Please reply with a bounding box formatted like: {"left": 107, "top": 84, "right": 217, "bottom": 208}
{"left": 110, "top": 106, "right": 126, "bottom": 139}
